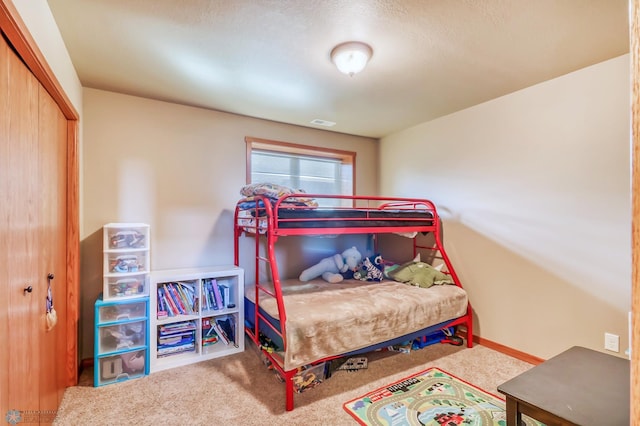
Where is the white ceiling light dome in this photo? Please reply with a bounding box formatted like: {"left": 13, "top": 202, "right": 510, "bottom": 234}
{"left": 330, "top": 41, "right": 373, "bottom": 76}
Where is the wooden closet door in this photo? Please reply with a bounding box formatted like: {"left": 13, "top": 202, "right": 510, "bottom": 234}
{"left": 1, "top": 34, "right": 68, "bottom": 423}
{"left": 38, "top": 82, "right": 68, "bottom": 415}
{"left": 0, "top": 34, "right": 41, "bottom": 416}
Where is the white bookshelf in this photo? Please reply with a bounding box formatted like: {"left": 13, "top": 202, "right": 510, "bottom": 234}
{"left": 149, "top": 266, "right": 244, "bottom": 373}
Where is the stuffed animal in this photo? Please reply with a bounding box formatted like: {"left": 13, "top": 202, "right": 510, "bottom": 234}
{"left": 353, "top": 254, "right": 385, "bottom": 282}
{"left": 299, "top": 246, "right": 362, "bottom": 283}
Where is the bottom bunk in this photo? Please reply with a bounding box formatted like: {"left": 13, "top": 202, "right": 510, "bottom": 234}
{"left": 244, "top": 277, "right": 473, "bottom": 411}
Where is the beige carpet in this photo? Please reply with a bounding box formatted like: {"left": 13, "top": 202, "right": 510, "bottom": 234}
{"left": 54, "top": 341, "right": 534, "bottom": 426}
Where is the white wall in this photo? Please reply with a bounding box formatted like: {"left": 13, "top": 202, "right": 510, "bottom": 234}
{"left": 11, "top": 0, "right": 82, "bottom": 113}
{"left": 14, "top": 0, "right": 631, "bottom": 362}
{"left": 80, "top": 88, "right": 379, "bottom": 358}
{"left": 380, "top": 54, "right": 631, "bottom": 359}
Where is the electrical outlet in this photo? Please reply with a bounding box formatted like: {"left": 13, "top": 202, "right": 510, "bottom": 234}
{"left": 604, "top": 332, "right": 619, "bottom": 352}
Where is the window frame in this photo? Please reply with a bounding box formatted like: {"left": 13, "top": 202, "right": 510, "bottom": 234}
{"left": 245, "top": 136, "right": 357, "bottom": 197}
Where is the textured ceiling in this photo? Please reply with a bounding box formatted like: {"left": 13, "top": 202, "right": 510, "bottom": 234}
{"left": 47, "top": 0, "right": 629, "bottom": 138}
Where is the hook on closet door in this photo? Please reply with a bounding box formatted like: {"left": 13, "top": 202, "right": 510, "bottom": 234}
{"left": 46, "top": 272, "right": 57, "bottom": 331}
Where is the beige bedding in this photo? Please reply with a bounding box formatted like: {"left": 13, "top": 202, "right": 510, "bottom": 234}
{"left": 245, "top": 278, "right": 468, "bottom": 370}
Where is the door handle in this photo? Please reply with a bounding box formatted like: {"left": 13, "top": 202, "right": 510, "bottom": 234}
{"left": 23, "top": 285, "right": 33, "bottom": 294}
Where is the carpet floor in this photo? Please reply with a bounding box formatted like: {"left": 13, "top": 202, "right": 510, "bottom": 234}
{"left": 54, "top": 340, "right": 535, "bottom": 425}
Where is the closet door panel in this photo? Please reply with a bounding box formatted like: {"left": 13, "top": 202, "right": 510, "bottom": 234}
{"left": 0, "top": 31, "right": 9, "bottom": 417}
{"left": 0, "top": 31, "right": 10, "bottom": 413}
{"left": 38, "top": 84, "right": 68, "bottom": 411}
{"left": 0, "top": 35, "right": 41, "bottom": 414}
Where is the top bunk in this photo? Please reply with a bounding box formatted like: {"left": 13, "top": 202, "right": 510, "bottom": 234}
{"left": 234, "top": 186, "right": 440, "bottom": 238}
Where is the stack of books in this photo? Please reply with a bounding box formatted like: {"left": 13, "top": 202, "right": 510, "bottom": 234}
{"left": 157, "top": 321, "right": 196, "bottom": 357}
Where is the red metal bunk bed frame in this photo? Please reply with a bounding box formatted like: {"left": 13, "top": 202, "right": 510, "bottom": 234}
{"left": 233, "top": 194, "right": 473, "bottom": 411}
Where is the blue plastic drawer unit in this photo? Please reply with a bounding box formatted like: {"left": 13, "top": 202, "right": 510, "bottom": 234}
{"left": 94, "top": 293, "right": 149, "bottom": 386}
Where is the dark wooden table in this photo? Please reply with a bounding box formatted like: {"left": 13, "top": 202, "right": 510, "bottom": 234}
{"left": 497, "top": 346, "right": 629, "bottom": 426}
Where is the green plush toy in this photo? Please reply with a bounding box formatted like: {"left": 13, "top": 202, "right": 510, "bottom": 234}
{"left": 387, "top": 259, "right": 453, "bottom": 288}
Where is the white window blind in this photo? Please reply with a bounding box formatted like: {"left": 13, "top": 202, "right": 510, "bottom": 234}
{"left": 251, "top": 150, "right": 352, "bottom": 196}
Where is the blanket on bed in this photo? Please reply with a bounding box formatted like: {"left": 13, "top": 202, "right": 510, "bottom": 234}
{"left": 245, "top": 278, "right": 468, "bottom": 370}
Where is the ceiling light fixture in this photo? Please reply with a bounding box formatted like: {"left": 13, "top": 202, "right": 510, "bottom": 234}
{"left": 330, "top": 41, "right": 373, "bottom": 76}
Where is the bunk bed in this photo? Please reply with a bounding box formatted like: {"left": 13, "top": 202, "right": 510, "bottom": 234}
{"left": 233, "top": 192, "right": 473, "bottom": 411}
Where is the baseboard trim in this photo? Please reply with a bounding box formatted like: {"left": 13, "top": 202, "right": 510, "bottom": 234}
{"left": 473, "top": 335, "right": 545, "bottom": 365}
{"left": 76, "top": 341, "right": 543, "bottom": 376}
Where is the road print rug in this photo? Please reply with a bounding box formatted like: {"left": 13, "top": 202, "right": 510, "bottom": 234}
{"left": 343, "top": 367, "right": 544, "bottom": 426}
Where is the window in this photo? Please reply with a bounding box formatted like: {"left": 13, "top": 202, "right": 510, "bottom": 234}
{"left": 246, "top": 137, "right": 355, "bottom": 204}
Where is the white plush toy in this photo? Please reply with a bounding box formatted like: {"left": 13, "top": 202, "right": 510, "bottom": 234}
{"left": 299, "top": 246, "right": 362, "bottom": 283}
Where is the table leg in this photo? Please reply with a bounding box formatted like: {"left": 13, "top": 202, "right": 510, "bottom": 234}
{"left": 505, "top": 397, "right": 522, "bottom": 426}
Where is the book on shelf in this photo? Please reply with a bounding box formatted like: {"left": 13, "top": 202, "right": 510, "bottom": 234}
{"left": 214, "top": 316, "right": 236, "bottom": 346}
{"left": 158, "top": 320, "right": 197, "bottom": 335}
{"left": 219, "top": 283, "right": 230, "bottom": 308}
{"left": 202, "top": 318, "right": 219, "bottom": 346}
{"left": 211, "top": 321, "right": 230, "bottom": 345}
{"left": 167, "top": 283, "right": 187, "bottom": 314}
{"left": 202, "top": 279, "right": 213, "bottom": 310}
{"left": 174, "top": 282, "right": 190, "bottom": 312}
{"left": 157, "top": 341, "right": 195, "bottom": 357}
{"left": 157, "top": 321, "right": 196, "bottom": 357}
{"left": 211, "top": 279, "right": 223, "bottom": 310}
{"left": 158, "top": 332, "right": 194, "bottom": 347}
{"left": 176, "top": 281, "right": 197, "bottom": 313}
{"left": 201, "top": 279, "right": 235, "bottom": 311}
{"left": 157, "top": 288, "right": 169, "bottom": 319}
{"left": 161, "top": 284, "right": 180, "bottom": 315}
{"left": 158, "top": 282, "right": 198, "bottom": 317}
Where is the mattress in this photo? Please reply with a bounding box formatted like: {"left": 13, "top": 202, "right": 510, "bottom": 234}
{"left": 245, "top": 278, "right": 468, "bottom": 370}
{"left": 275, "top": 208, "right": 434, "bottom": 228}
{"left": 237, "top": 208, "right": 434, "bottom": 234}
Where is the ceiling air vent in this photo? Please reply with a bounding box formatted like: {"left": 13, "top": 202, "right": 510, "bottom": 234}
{"left": 310, "top": 119, "right": 336, "bottom": 127}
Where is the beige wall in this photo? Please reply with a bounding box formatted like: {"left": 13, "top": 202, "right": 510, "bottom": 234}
{"left": 13, "top": 0, "right": 632, "bottom": 364}
{"left": 80, "top": 88, "right": 378, "bottom": 358}
{"left": 380, "top": 54, "right": 631, "bottom": 360}
{"left": 11, "top": 0, "right": 82, "bottom": 112}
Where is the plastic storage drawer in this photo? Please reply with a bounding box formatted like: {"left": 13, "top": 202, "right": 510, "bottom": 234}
{"left": 97, "top": 300, "right": 147, "bottom": 324}
{"left": 104, "top": 274, "right": 148, "bottom": 299}
{"left": 104, "top": 224, "right": 149, "bottom": 250}
{"left": 98, "top": 320, "right": 147, "bottom": 354}
{"left": 96, "top": 349, "right": 147, "bottom": 386}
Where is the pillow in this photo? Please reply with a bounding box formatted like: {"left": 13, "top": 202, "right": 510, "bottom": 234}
{"left": 240, "top": 182, "right": 298, "bottom": 199}
{"left": 240, "top": 183, "right": 317, "bottom": 206}
{"left": 387, "top": 260, "right": 453, "bottom": 288}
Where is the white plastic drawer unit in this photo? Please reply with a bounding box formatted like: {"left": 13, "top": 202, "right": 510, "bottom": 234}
{"left": 104, "top": 224, "right": 149, "bottom": 251}
{"left": 105, "top": 251, "right": 149, "bottom": 274}
{"left": 98, "top": 320, "right": 147, "bottom": 354}
{"left": 104, "top": 274, "right": 148, "bottom": 299}
{"left": 97, "top": 300, "right": 147, "bottom": 324}
{"left": 97, "top": 350, "right": 147, "bottom": 386}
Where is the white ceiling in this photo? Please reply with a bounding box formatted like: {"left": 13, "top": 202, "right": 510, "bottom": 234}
{"left": 46, "top": 0, "right": 629, "bottom": 138}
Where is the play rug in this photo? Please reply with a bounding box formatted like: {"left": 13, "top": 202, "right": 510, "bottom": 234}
{"left": 343, "top": 367, "right": 544, "bottom": 426}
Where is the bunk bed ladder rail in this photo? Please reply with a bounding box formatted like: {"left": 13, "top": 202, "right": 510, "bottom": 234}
{"left": 413, "top": 209, "right": 473, "bottom": 347}
{"left": 234, "top": 197, "right": 294, "bottom": 406}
